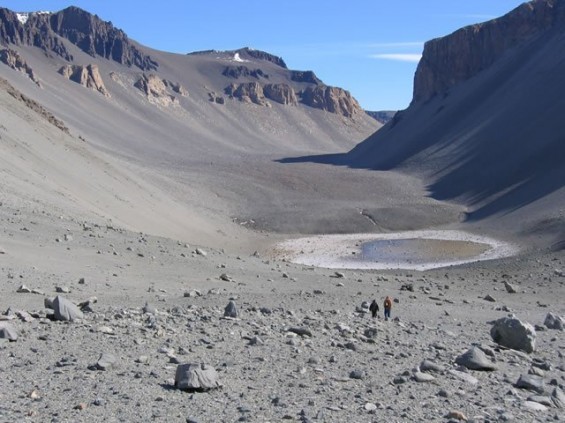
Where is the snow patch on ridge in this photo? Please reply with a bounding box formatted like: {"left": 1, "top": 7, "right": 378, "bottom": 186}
{"left": 16, "top": 11, "right": 52, "bottom": 25}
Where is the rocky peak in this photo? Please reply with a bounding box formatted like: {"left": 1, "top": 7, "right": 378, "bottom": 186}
{"left": 0, "top": 6, "right": 157, "bottom": 70}
{"left": 59, "top": 64, "right": 109, "bottom": 97}
{"left": 413, "top": 0, "right": 565, "bottom": 103}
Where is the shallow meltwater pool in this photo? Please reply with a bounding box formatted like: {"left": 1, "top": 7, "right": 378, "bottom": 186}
{"left": 275, "top": 230, "right": 519, "bottom": 270}
{"left": 361, "top": 238, "right": 491, "bottom": 264}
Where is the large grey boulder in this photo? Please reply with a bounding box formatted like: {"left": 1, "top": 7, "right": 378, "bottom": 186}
{"left": 0, "top": 322, "right": 18, "bottom": 341}
{"left": 94, "top": 353, "right": 117, "bottom": 371}
{"left": 175, "top": 363, "right": 221, "bottom": 391}
{"left": 455, "top": 346, "right": 497, "bottom": 371}
{"left": 53, "top": 296, "right": 84, "bottom": 321}
{"left": 490, "top": 315, "right": 536, "bottom": 353}
{"left": 544, "top": 312, "right": 564, "bottom": 330}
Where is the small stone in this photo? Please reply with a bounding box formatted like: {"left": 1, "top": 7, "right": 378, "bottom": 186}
{"left": 74, "top": 403, "right": 87, "bottom": 410}
{"left": 17, "top": 285, "right": 32, "bottom": 293}
{"left": 55, "top": 286, "right": 70, "bottom": 293}
{"left": 349, "top": 370, "right": 365, "bottom": 380}
{"left": 420, "top": 359, "right": 445, "bottom": 373}
{"left": 364, "top": 402, "right": 377, "bottom": 412}
{"left": 446, "top": 410, "right": 467, "bottom": 421}
{"left": 195, "top": 248, "right": 207, "bottom": 257}
{"left": 484, "top": 294, "right": 496, "bottom": 302}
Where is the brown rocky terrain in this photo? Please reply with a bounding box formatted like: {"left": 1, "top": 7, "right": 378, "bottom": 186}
{"left": 59, "top": 63, "right": 109, "bottom": 97}
{"left": 0, "top": 47, "right": 40, "bottom": 86}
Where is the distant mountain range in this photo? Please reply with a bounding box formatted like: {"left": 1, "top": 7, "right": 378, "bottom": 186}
{"left": 1, "top": 2, "right": 563, "bottom": 248}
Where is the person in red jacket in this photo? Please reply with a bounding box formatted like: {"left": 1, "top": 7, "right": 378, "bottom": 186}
{"left": 383, "top": 296, "right": 392, "bottom": 321}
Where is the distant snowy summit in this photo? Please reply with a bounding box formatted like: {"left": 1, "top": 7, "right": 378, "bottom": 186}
{"left": 15, "top": 11, "right": 51, "bottom": 25}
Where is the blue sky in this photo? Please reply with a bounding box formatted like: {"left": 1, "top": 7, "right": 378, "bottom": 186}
{"left": 3, "top": 1, "right": 526, "bottom": 111}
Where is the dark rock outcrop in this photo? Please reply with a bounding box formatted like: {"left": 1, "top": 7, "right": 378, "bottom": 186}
{"left": 290, "top": 70, "right": 322, "bottom": 85}
{"left": 59, "top": 63, "right": 109, "bottom": 96}
{"left": 0, "top": 7, "right": 157, "bottom": 70}
{"left": 413, "top": 0, "right": 565, "bottom": 103}
{"left": 300, "top": 85, "right": 362, "bottom": 118}
{"left": 0, "top": 8, "right": 73, "bottom": 61}
{"left": 0, "top": 48, "right": 40, "bottom": 86}
{"left": 263, "top": 83, "right": 297, "bottom": 105}
{"left": 222, "top": 65, "right": 268, "bottom": 79}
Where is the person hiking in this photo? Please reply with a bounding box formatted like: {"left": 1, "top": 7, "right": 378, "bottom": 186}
{"left": 369, "top": 299, "right": 379, "bottom": 318}
{"left": 383, "top": 296, "right": 392, "bottom": 321}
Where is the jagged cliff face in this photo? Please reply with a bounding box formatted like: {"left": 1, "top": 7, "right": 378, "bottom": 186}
{"left": 0, "top": 47, "right": 40, "bottom": 86}
{"left": 59, "top": 64, "right": 109, "bottom": 97}
{"left": 0, "top": 6, "right": 157, "bottom": 70}
{"left": 413, "top": 0, "right": 565, "bottom": 103}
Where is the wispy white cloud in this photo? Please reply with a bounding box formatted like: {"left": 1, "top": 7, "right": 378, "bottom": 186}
{"left": 370, "top": 53, "right": 422, "bottom": 63}
{"left": 366, "top": 41, "right": 424, "bottom": 49}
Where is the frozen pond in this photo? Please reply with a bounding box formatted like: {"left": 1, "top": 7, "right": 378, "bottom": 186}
{"left": 276, "top": 230, "right": 519, "bottom": 270}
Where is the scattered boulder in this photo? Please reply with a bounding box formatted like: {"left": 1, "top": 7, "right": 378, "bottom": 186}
{"left": 0, "top": 322, "right": 17, "bottom": 341}
{"left": 92, "top": 353, "right": 117, "bottom": 371}
{"left": 490, "top": 315, "right": 536, "bottom": 353}
{"left": 224, "top": 300, "right": 237, "bottom": 318}
{"left": 174, "top": 363, "right": 221, "bottom": 391}
{"left": 504, "top": 281, "right": 517, "bottom": 293}
{"left": 544, "top": 312, "right": 564, "bottom": 330}
{"left": 413, "top": 371, "right": 435, "bottom": 382}
{"left": 52, "top": 296, "right": 84, "bottom": 322}
{"left": 516, "top": 374, "right": 545, "bottom": 394}
{"left": 455, "top": 346, "right": 497, "bottom": 371}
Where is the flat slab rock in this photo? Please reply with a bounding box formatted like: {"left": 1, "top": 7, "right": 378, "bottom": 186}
{"left": 175, "top": 363, "right": 221, "bottom": 392}
{"left": 455, "top": 346, "right": 497, "bottom": 371}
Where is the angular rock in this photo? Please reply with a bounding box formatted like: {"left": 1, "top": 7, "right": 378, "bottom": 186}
{"left": 455, "top": 346, "right": 497, "bottom": 371}
{"left": 516, "top": 374, "right": 545, "bottom": 394}
{"left": 53, "top": 296, "right": 84, "bottom": 321}
{"left": 224, "top": 300, "right": 237, "bottom": 318}
{"left": 551, "top": 387, "right": 565, "bottom": 409}
{"left": 544, "top": 312, "right": 564, "bottom": 330}
{"left": 0, "top": 322, "right": 17, "bottom": 341}
{"left": 490, "top": 315, "right": 536, "bottom": 353}
{"left": 59, "top": 64, "right": 110, "bottom": 97}
{"left": 504, "top": 281, "right": 517, "bottom": 293}
{"left": 174, "top": 363, "right": 221, "bottom": 391}
{"left": 94, "top": 353, "right": 117, "bottom": 371}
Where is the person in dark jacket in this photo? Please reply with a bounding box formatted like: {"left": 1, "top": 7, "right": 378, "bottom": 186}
{"left": 369, "top": 299, "right": 379, "bottom": 318}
